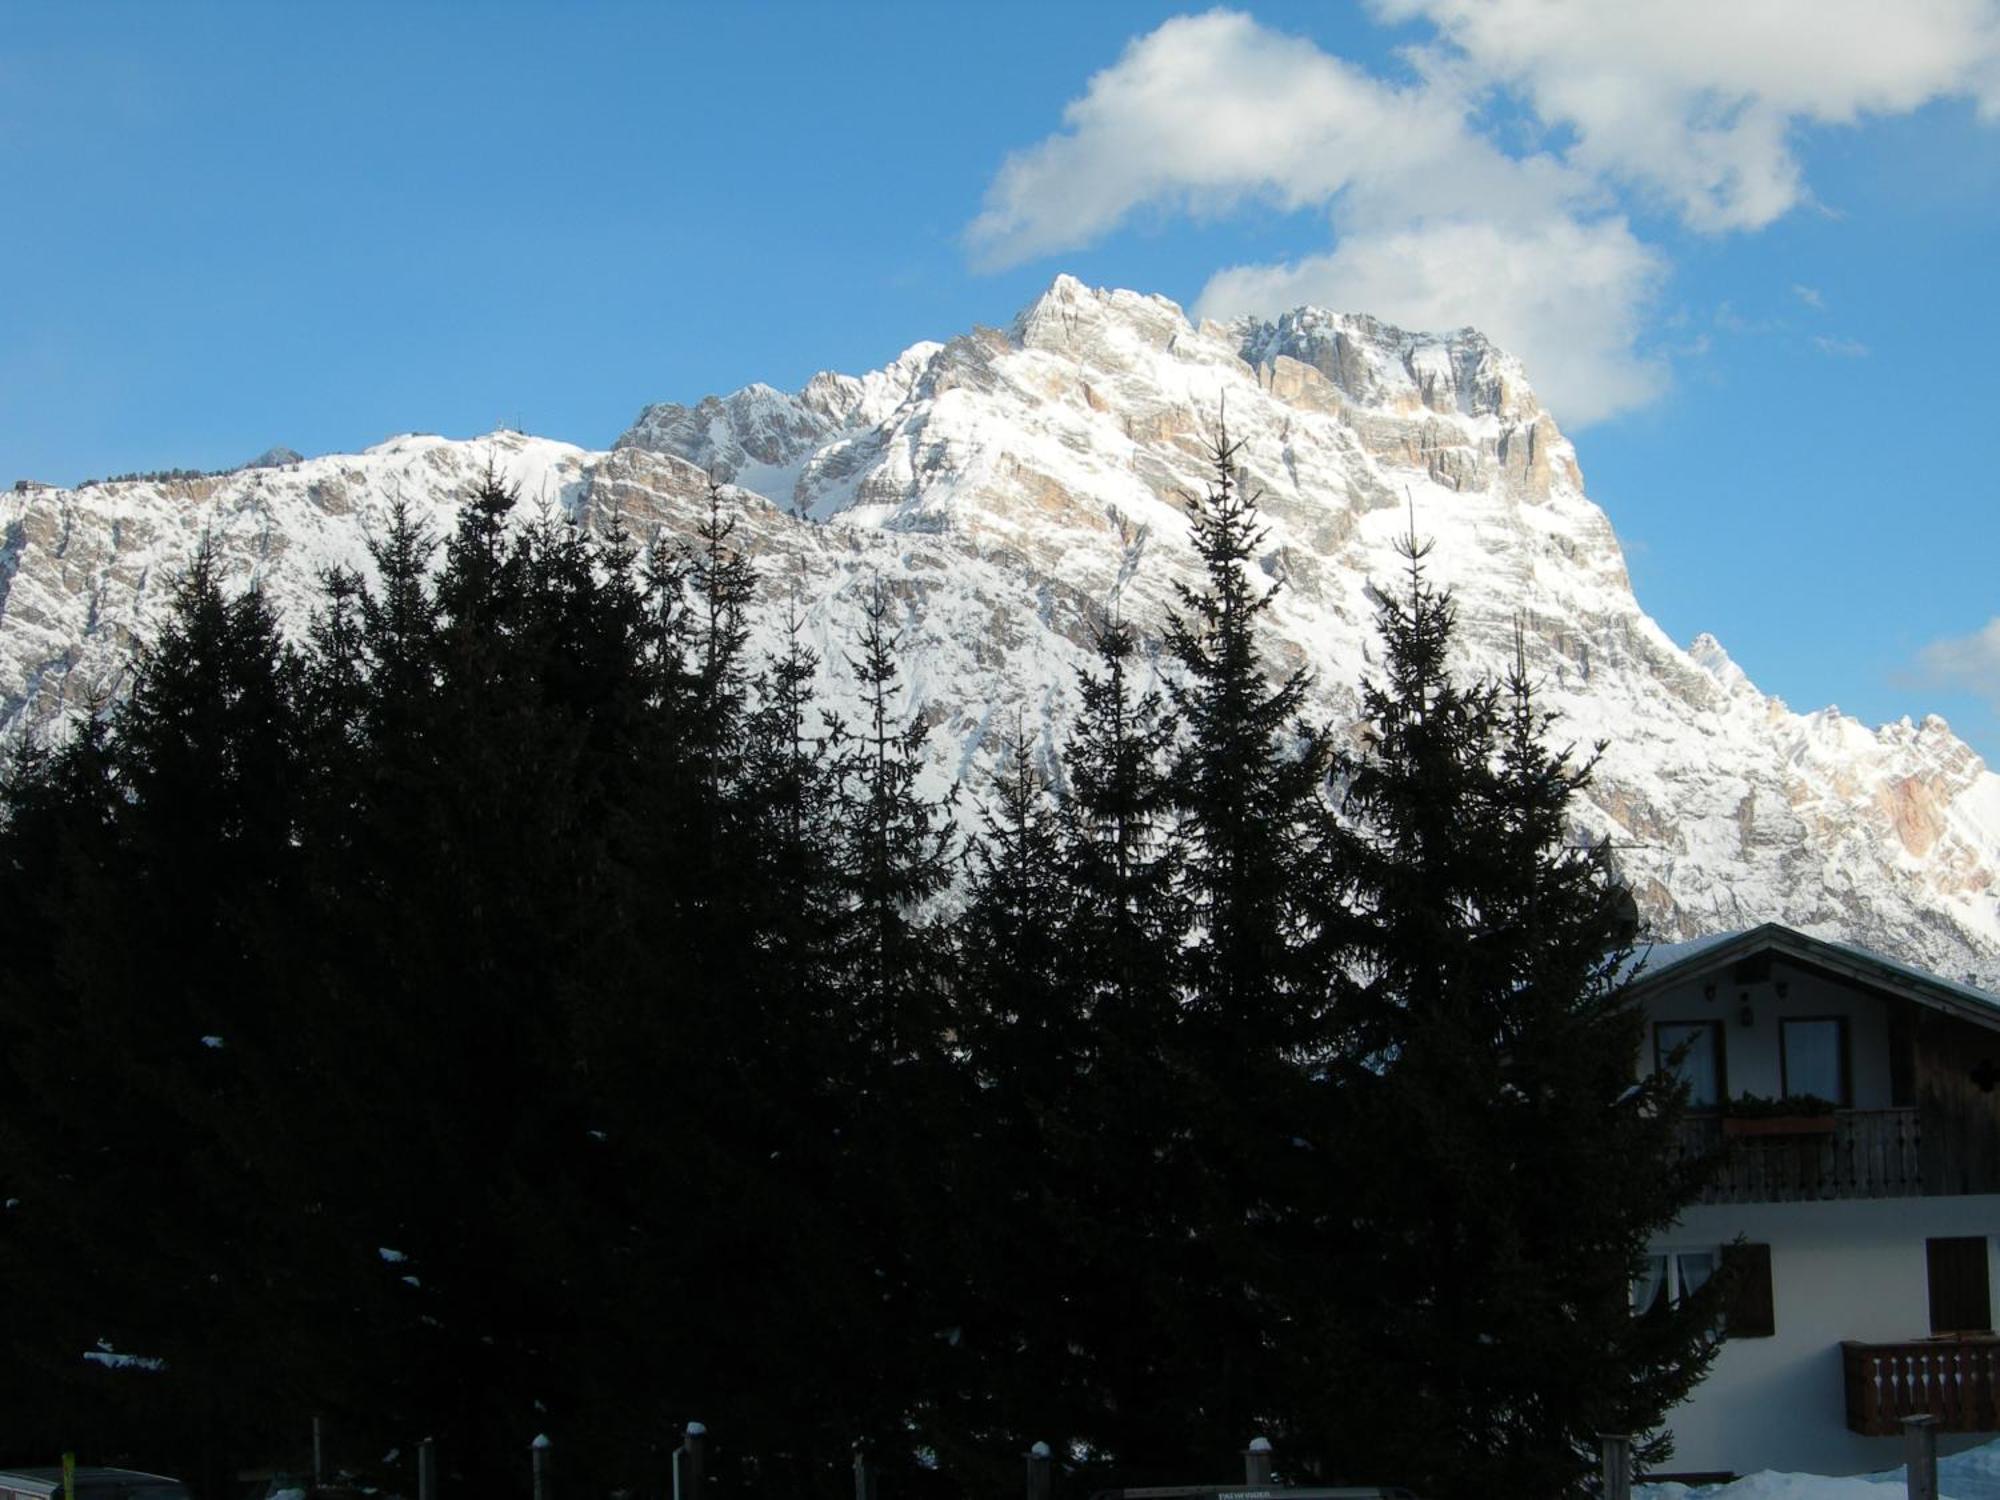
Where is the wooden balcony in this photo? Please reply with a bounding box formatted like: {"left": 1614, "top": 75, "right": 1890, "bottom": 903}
{"left": 1844, "top": 1337, "right": 2000, "bottom": 1435}
{"left": 1673, "top": 1107, "right": 1922, "bottom": 1203}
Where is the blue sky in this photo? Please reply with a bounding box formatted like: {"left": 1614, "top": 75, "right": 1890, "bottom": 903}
{"left": 3, "top": 1, "right": 1997, "bottom": 760}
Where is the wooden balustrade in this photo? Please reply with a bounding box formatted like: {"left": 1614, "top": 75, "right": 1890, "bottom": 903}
{"left": 1844, "top": 1337, "right": 2000, "bottom": 1435}
{"left": 1673, "top": 1108, "right": 1922, "bottom": 1203}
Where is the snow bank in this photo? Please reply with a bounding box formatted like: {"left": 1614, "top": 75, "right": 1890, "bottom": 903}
{"left": 1638, "top": 1436, "right": 2000, "bottom": 1500}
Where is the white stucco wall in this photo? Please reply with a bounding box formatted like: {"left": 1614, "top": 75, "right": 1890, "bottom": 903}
{"left": 1639, "top": 965, "right": 1896, "bottom": 1107}
{"left": 1655, "top": 1195, "right": 2000, "bottom": 1477}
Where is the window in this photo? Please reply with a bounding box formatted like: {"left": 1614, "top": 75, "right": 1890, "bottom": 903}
{"left": 1780, "top": 1017, "right": 1850, "bottom": 1105}
{"left": 1927, "top": 1237, "right": 1993, "bottom": 1334}
{"left": 1655, "top": 1021, "right": 1725, "bottom": 1108}
{"left": 1721, "top": 1242, "right": 1776, "bottom": 1338}
{"left": 1633, "top": 1248, "right": 1717, "bottom": 1317}
{"left": 1636, "top": 1244, "right": 1776, "bottom": 1337}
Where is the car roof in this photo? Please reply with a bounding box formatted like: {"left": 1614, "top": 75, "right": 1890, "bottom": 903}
{"left": 0, "top": 1472, "right": 185, "bottom": 1488}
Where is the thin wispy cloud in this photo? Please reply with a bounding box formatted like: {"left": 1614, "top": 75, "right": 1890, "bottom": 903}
{"left": 1812, "top": 334, "right": 1870, "bottom": 357}
{"left": 967, "top": 2, "right": 2000, "bottom": 426}
{"left": 1913, "top": 617, "right": 2000, "bottom": 713}
{"left": 1793, "top": 284, "right": 1826, "bottom": 309}
{"left": 1712, "top": 301, "right": 1793, "bottom": 338}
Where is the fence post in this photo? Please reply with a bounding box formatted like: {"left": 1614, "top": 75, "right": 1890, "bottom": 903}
{"left": 674, "top": 1423, "right": 706, "bottom": 1500}
{"left": 1244, "top": 1437, "right": 1273, "bottom": 1488}
{"left": 1026, "top": 1441, "right": 1052, "bottom": 1500}
{"left": 1903, "top": 1415, "right": 1939, "bottom": 1500}
{"left": 418, "top": 1438, "right": 436, "bottom": 1500}
{"left": 1599, "top": 1434, "right": 1632, "bottom": 1500}
{"left": 531, "top": 1434, "right": 551, "bottom": 1500}
{"left": 852, "top": 1446, "right": 877, "bottom": 1500}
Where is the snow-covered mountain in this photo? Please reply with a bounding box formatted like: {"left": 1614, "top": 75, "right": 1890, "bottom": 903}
{"left": 4, "top": 275, "right": 1996, "bottom": 981}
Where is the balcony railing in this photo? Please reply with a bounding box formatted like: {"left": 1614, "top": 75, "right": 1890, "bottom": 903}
{"left": 1673, "top": 1107, "right": 1922, "bottom": 1203}
{"left": 1844, "top": 1337, "right": 2000, "bottom": 1435}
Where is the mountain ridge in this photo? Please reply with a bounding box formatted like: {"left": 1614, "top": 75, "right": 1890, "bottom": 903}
{"left": 4, "top": 274, "right": 1995, "bottom": 982}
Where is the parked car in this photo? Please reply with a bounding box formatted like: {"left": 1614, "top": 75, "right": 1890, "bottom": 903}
{"left": 0, "top": 1468, "right": 191, "bottom": 1500}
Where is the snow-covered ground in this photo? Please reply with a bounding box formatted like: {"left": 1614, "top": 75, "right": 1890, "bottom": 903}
{"left": 1639, "top": 1436, "right": 2000, "bottom": 1499}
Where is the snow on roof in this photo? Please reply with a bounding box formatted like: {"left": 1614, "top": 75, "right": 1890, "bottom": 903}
{"left": 1628, "top": 929, "right": 1751, "bottom": 977}
{"left": 1622, "top": 922, "right": 2000, "bottom": 1031}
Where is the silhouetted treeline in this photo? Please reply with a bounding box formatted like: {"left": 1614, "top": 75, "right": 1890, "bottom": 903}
{"left": 76, "top": 468, "right": 221, "bottom": 488}
{"left": 0, "top": 441, "right": 1722, "bottom": 1500}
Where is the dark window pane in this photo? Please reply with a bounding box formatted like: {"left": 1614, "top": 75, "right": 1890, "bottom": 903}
{"left": 1631, "top": 1254, "right": 1667, "bottom": 1317}
{"left": 1677, "top": 1250, "right": 1717, "bottom": 1298}
{"left": 1927, "top": 1237, "right": 1992, "bottom": 1334}
{"left": 1657, "top": 1022, "right": 1722, "bottom": 1107}
{"left": 1781, "top": 1018, "right": 1848, "bottom": 1104}
{"left": 1722, "top": 1242, "right": 1775, "bottom": 1338}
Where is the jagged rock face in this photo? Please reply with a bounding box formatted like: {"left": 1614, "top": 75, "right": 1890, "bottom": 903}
{"left": 4, "top": 276, "right": 1997, "bottom": 984}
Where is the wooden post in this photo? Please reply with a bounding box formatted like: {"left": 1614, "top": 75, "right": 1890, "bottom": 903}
{"left": 313, "top": 1417, "right": 325, "bottom": 1491}
{"left": 852, "top": 1447, "right": 877, "bottom": 1500}
{"left": 418, "top": 1438, "right": 436, "bottom": 1500}
{"left": 531, "top": 1434, "right": 551, "bottom": 1500}
{"left": 675, "top": 1423, "right": 706, "bottom": 1500}
{"left": 1244, "top": 1436, "right": 1273, "bottom": 1488}
{"left": 1599, "top": 1434, "right": 1632, "bottom": 1500}
{"left": 1025, "top": 1441, "right": 1052, "bottom": 1500}
{"left": 1903, "top": 1415, "right": 1939, "bottom": 1500}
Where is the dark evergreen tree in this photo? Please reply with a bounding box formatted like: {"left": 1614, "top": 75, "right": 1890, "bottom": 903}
{"left": 688, "top": 479, "right": 756, "bottom": 742}
{"left": 1157, "top": 432, "right": 1349, "bottom": 1458}
{"left": 1163, "top": 431, "right": 1340, "bottom": 1049}
{"left": 1059, "top": 619, "right": 1184, "bottom": 1037}
{"left": 949, "top": 617, "right": 1200, "bottom": 1485}
{"left": 818, "top": 577, "right": 960, "bottom": 1476}
{"left": 944, "top": 729, "right": 1078, "bottom": 1475}
{"left": 0, "top": 543, "right": 312, "bottom": 1490}
{"left": 834, "top": 578, "right": 956, "bottom": 1063}
{"left": 1039, "top": 619, "right": 1213, "bottom": 1478}
{"left": 1327, "top": 536, "right": 1722, "bottom": 1496}
{"left": 0, "top": 707, "right": 140, "bottom": 1459}
{"left": 741, "top": 594, "right": 843, "bottom": 1011}
{"left": 267, "top": 480, "right": 670, "bottom": 1494}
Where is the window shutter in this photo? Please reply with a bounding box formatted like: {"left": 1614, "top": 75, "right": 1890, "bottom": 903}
{"left": 1927, "top": 1237, "right": 1993, "bottom": 1334}
{"left": 1722, "top": 1242, "right": 1775, "bottom": 1338}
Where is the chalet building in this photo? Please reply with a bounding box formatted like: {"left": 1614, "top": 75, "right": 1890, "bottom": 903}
{"left": 1631, "top": 923, "right": 2000, "bottom": 1480}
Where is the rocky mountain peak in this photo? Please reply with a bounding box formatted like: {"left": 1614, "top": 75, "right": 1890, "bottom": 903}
{"left": 3, "top": 279, "right": 1996, "bottom": 986}
{"left": 1009, "top": 273, "right": 1191, "bottom": 360}
{"left": 1232, "top": 306, "right": 1541, "bottom": 425}
{"left": 1689, "top": 632, "right": 1756, "bottom": 700}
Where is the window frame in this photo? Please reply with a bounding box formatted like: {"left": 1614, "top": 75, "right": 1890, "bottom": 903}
{"left": 1654, "top": 1018, "right": 1727, "bottom": 1111}
{"left": 1633, "top": 1247, "right": 1722, "bottom": 1318}
{"left": 1779, "top": 1014, "right": 1851, "bottom": 1106}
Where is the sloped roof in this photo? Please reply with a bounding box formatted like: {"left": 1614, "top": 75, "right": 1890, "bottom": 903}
{"left": 1625, "top": 922, "right": 2000, "bottom": 1035}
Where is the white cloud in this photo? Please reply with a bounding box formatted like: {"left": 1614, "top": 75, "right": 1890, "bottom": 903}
{"left": 1197, "top": 217, "right": 1667, "bottom": 426}
{"left": 1916, "top": 617, "right": 2000, "bottom": 710}
{"left": 967, "top": 9, "right": 1643, "bottom": 422}
{"left": 1811, "top": 334, "right": 1870, "bottom": 358}
{"left": 966, "top": 4, "right": 2000, "bottom": 427}
{"left": 1793, "top": 284, "right": 1825, "bottom": 309}
{"left": 1379, "top": 0, "right": 2000, "bottom": 229}
{"left": 966, "top": 10, "right": 1577, "bottom": 270}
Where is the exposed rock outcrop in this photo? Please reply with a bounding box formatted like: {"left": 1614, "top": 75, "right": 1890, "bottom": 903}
{"left": 4, "top": 276, "right": 1995, "bottom": 984}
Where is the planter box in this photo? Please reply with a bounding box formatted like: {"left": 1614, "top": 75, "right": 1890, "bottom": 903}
{"left": 1724, "top": 1114, "right": 1837, "bottom": 1137}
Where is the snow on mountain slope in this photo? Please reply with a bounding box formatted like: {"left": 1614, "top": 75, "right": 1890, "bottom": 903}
{"left": 4, "top": 276, "right": 1995, "bottom": 982}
